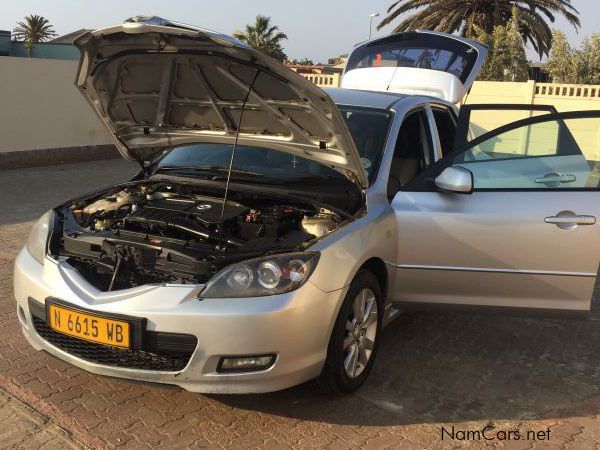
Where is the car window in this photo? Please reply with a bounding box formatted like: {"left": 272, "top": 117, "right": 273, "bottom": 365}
{"left": 155, "top": 143, "right": 346, "bottom": 181}
{"left": 338, "top": 107, "right": 392, "bottom": 182}
{"left": 451, "top": 116, "right": 600, "bottom": 189}
{"left": 153, "top": 106, "right": 392, "bottom": 185}
{"left": 346, "top": 34, "right": 479, "bottom": 83}
{"left": 387, "top": 109, "right": 434, "bottom": 198}
{"left": 431, "top": 107, "right": 456, "bottom": 158}
{"left": 463, "top": 108, "right": 556, "bottom": 144}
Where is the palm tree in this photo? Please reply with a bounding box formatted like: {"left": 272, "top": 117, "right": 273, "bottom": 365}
{"left": 12, "top": 14, "right": 57, "bottom": 57}
{"left": 233, "top": 15, "right": 288, "bottom": 61}
{"left": 377, "top": 0, "right": 580, "bottom": 57}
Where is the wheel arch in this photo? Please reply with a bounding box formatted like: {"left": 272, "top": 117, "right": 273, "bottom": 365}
{"left": 323, "top": 256, "right": 390, "bottom": 345}
{"left": 358, "top": 257, "right": 388, "bottom": 301}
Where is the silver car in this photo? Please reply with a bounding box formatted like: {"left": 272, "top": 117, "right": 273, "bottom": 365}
{"left": 14, "top": 16, "right": 600, "bottom": 394}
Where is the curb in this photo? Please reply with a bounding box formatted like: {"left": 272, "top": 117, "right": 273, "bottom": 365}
{"left": 0, "top": 145, "right": 120, "bottom": 170}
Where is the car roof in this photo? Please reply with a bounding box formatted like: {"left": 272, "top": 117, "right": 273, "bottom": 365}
{"left": 324, "top": 87, "right": 408, "bottom": 110}
{"left": 325, "top": 87, "right": 456, "bottom": 111}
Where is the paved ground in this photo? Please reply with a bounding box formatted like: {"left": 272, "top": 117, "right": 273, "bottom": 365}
{"left": 0, "top": 388, "right": 83, "bottom": 449}
{"left": 1, "top": 159, "right": 600, "bottom": 449}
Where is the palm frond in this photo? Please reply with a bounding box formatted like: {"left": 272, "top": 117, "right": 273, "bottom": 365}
{"left": 378, "top": 0, "right": 580, "bottom": 56}
{"left": 377, "top": 0, "right": 433, "bottom": 29}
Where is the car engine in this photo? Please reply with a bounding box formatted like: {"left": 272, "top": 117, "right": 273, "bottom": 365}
{"left": 55, "top": 182, "right": 342, "bottom": 291}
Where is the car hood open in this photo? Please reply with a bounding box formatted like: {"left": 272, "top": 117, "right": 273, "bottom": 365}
{"left": 74, "top": 16, "right": 367, "bottom": 187}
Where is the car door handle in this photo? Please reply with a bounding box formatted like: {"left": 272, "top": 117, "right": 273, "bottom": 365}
{"left": 535, "top": 173, "right": 576, "bottom": 184}
{"left": 545, "top": 215, "right": 596, "bottom": 225}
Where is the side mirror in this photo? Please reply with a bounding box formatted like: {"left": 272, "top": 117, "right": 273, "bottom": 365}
{"left": 435, "top": 166, "right": 473, "bottom": 194}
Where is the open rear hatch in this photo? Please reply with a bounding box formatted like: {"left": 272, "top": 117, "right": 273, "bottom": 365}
{"left": 74, "top": 16, "right": 367, "bottom": 187}
{"left": 341, "top": 31, "right": 488, "bottom": 103}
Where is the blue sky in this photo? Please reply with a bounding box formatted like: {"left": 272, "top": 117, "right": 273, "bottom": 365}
{"left": 1, "top": 0, "right": 598, "bottom": 62}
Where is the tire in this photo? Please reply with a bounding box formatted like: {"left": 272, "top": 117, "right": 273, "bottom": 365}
{"left": 316, "top": 270, "right": 383, "bottom": 394}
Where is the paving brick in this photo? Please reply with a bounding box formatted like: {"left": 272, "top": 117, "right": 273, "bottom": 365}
{"left": 0, "top": 389, "right": 83, "bottom": 449}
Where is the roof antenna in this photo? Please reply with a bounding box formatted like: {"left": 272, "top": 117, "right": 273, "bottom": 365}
{"left": 217, "top": 69, "right": 260, "bottom": 249}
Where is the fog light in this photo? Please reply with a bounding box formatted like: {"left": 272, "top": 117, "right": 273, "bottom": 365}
{"left": 218, "top": 354, "right": 276, "bottom": 373}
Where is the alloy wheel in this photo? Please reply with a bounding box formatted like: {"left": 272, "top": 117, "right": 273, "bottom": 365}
{"left": 343, "top": 287, "right": 378, "bottom": 378}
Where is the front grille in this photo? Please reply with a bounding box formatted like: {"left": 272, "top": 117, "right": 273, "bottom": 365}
{"left": 29, "top": 299, "right": 197, "bottom": 372}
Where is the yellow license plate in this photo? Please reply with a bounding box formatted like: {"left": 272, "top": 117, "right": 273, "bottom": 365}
{"left": 48, "top": 303, "right": 130, "bottom": 348}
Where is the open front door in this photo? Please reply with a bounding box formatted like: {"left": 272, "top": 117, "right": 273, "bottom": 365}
{"left": 390, "top": 109, "right": 600, "bottom": 312}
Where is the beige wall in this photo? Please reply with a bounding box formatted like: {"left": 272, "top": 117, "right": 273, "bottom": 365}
{"left": 1, "top": 58, "right": 599, "bottom": 156}
{"left": 467, "top": 80, "right": 600, "bottom": 111}
{"left": 0, "top": 56, "right": 111, "bottom": 153}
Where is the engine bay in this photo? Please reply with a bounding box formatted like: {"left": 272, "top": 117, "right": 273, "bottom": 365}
{"left": 55, "top": 182, "right": 343, "bottom": 291}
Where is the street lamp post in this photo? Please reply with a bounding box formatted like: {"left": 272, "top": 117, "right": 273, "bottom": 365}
{"left": 369, "top": 13, "right": 380, "bottom": 40}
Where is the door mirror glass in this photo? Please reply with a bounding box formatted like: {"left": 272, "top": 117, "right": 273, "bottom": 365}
{"left": 435, "top": 166, "right": 473, "bottom": 193}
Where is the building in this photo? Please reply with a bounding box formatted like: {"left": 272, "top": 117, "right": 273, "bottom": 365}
{"left": 0, "top": 30, "right": 10, "bottom": 56}
{"left": 0, "top": 29, "right": 87, "bottom": 60}
{"left": 528, "top": 62, "right": 550, "bottom": 82}
{"left": 284, "top": 54, "right": 349, "bottom": 88}
{"left": 328, "top": 54, "right": 348, "bottom": 68}
{"left": 285, "top": 59, "right": 346, "bottom": 88}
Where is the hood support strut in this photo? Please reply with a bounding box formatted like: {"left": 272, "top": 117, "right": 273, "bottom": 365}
{"left": 217, "top": 68, "right": 261, "bottom": 248}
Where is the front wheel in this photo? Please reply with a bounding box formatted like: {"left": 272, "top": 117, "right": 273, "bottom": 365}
{"left": 316, "top": 270, "right": 383, "bottom": 394}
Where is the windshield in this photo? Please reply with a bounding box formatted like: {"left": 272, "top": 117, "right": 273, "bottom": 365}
{"left": 153, "top": 106, "right": 391, "bottom": 184}
{"left": 346, "top": 33, "right": 478, "bottom": 83}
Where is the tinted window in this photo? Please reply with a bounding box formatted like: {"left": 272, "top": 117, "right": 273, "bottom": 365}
{"left": 387, "top": 110, "right": 433, "bottom": 198}
{"left": 452, "top": 117, "right": 600, "bottom": 190}
{"left": 340, "top": 107, "right": 392, "bottom": 182}
{"left": 346, "top": 33, "right": 479, "bottom": 83}
{"left": 463, "top": 108, "right": 556, "bottom": 143}
{"left": 432, "top": 107, "right": 456, "bottom": 157}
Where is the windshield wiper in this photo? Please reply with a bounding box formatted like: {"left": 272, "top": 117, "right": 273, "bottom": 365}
{"left": 194, "top": 166, "right": 263, "bottom": 177}
{"left": 154, "top": 165, "right": 263, "bottom": 178}
{"left": 280, "top": 175, "right": 343, "bottom": 185}
{"left": 154, "top": 165, "right": 205, "bottom": 173}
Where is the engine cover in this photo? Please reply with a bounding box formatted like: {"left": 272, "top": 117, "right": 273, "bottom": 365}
{"left": 127, "top": 197, "right": 247, "bottom": 227}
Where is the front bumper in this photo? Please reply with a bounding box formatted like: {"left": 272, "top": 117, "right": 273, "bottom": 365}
{"left": 13, "top": 247, "right": 346, "bottom": 393}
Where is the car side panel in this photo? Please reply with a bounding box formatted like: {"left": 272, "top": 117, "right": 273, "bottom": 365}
{"left": 308, "top": 199, "right": 398, "bottom": 298}
{"left": 391, "top": 190, "right": 600, "bottom": 310}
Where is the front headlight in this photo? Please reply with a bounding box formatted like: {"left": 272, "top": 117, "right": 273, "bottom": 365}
{"left": 200, "top": 252, "right": 320, "bottom": 298}
{"left": 26, "top": 210, "right": 54, "bottom": 265}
